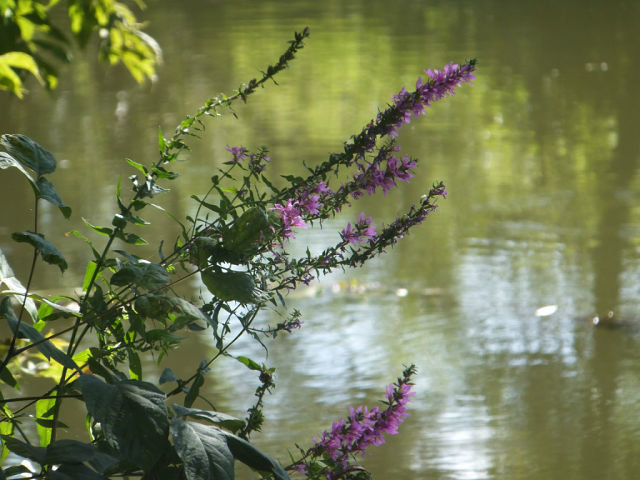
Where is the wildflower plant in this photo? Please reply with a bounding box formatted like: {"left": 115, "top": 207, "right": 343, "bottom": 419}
{"left": 0, "top": 27, "right": 475, "bottom": 479}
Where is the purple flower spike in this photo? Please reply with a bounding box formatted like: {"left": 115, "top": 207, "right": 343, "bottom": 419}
{"left": 341, "top": 212, "right": 376, "bottom": 245}
{"left": 273, "top": 199, "right": 307, "bottom": 240}
{"left": 291, "top": 366, "right": 416, "bottom": 479}
{"left": 225, "top": 145, "right": 248, "bottom": 163}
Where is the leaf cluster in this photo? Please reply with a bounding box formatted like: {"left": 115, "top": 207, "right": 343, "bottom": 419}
{"left": 0, "top": 0, "right": 160, "bottom": 98}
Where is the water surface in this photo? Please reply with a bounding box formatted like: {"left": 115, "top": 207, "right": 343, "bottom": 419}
{"left": 2, "top": 1, "right": 640, "bottom": 478}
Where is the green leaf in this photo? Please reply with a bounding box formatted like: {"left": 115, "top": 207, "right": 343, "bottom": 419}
{"left": 77, "top": 375, "right": 169, "bottom": 472}
{"left": 36, "top": 395, "right": 56, "bottom": 447}
{"left": 201, "top": 270, "right": 267, "bottom": 304}
{"left": 222, "top": 431, "right": 290, "bottom": 480}
{"left": 235, "top": 355, "right": 262, "bottom": 372}
{"left": 184, "top": 374, "right": 204, "bottom": 408}
{"left": 0, "top": 134, "right": 55, "bottom": 176}
{"left": 0, "top": 365, "right": 18, "bottom": 389}
{"left": 127, "top": 349, "right": 141, "bottom": 380}
{"left": 0, "top": 52, "right": 43, "bottom": 83}
{"left": 126, "top": 158, "right": 148, "bottom": 176}
{"left": 2, "top": 466, "right": 31, "bottom": 478}
{"left": 222, "top": 206, "right": 272, "bottom": 258}
{"left": 141, "top": 295, "right": 208, "bottom": 324}
{"left": 115, "top": 231, "right": 148, "bottom": 245}
{"left": 82, "top": 218, "right": 114, "bottom": 237}
{"left": 67, "top": 230, "right": 102, "bottom": 264}
{"left": 110, "top": 261, "right": 169, "bottom": 290}
{"left": 11, "top": 231, "right": 68, "bottom": 273}
{"left": 36, "top": 177, "right": 72, "bottom": 218}
{"left": 0, "top": 152, "right": 37, "bottom": 190}
{"left": 170, "top": 419, "right": 233, "bottom": 480}
{"left": 45, "top": 439, "right": 117, "bottom": 468}
{"left": 0, "top": 297, "right": 79, "bottom": 371}
{"left": 172, "top": 404, "right": 245, "bottom": 434}
{"left": 0, "top": 435, "right": 45, "bottom": 464}
{"left": 82, "top": 261, "right": 98, "bottom": 292}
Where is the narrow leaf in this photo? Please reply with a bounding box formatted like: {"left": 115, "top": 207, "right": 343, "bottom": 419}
{"left": 184, "top": 374, "right": 204, "bottom": 408}
{"left": 235, "top": 356, "right": 262, "bottom": 372}
{"left": 1, "top": 297, "right": 79, "bottom": 371}
{"left": 36, "top": 395, "right": 56, "bottom": 446}
{"left": 82, "top": 218, "right": 114, "bottom": 237}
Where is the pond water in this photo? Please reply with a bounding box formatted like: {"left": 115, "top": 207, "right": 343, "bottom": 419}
{"left": 2, "top": 0, "right": 640, "bottom": 478}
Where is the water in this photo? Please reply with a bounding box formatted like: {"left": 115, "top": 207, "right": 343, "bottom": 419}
{"left": 2, "top": 0, "right": 640, "bottom": 478}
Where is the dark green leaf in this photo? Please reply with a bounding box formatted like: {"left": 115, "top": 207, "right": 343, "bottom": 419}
{"left": 170, "top": 420, "right": 233, "bottom": 480}
{"left": 170, "top": 418, "right": 215, "bottom": 480}
{"left": 110, "top": 262, "right": 169, "bottom": 290}
{"left": 222, "top": 431, "right": 290, "bottom": 480}
{"left": 115, "top": 231, "right": 148, "bottom": 245}
{"left": 77, "top": 375, "right": 169, "bottom": 472}
{"left": 172, "top": 404, "right": 244, "bottom": 433}
{"left": 159, "top": 368, "right": 179, "bottom": 384}
{"left": 0, "top": 435, "right": 46, "bottom": 464}
{"left": 128, "top": 349, "right": 142, "bottom": 379}
{"left": 0, "top": 365, "right": 18, "bottom": 389}
{"left": 0, "top": 298, "right": 79, "bottom": 371}
{"left": 2, "top": 465, "right": 31, "bottom": 477}
{"left": 0, "top": 134, "right": 56, "bottom": 176}
{"left": 36, "top": 177, "right": 71, "bottom": 218}
{"left": 184, "top": 374, "right": 204, "bottom": 408}
{"left": 201, "top": 270, "right": 267, "bottom": 304}
{"left": 11, "top": 231, "right": 68, "bottom": 273}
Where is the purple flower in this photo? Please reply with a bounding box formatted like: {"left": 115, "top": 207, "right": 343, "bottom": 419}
{"left": 225, "top": 145, "right": 248, "bottom": 163}
{"left": 299, "top": 192, "right": 322, "bottom": 215}
{"left": 314, "top": 181, "right": 332, "bottom": 195}
{"left": 341, "top": 212, "right": 376, "bottom": 245}
{"left": 272, "top": 199, "right": 307, "bottom": 239}
{"left": 301, "top": 369, "right": 415, "bottom": 479}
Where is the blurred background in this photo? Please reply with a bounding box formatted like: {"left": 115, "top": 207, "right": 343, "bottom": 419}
{"left": 1, "top": 0, "right": 640, "bottom": 478}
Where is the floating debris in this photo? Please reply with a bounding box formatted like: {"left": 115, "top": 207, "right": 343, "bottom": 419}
{"left": 535, "top": 305, "right": 558, "bottom": 317}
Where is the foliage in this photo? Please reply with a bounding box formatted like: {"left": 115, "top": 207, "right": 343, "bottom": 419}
{"left": 0, "top": 27, "right": 475, "bottom": 479}
{"left": 0, "top": 0, "right": 160, "bottom": 98}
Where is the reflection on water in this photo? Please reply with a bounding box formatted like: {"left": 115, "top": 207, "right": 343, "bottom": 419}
{"left": 3, "top": 0, "right": 640, "bottom": 478}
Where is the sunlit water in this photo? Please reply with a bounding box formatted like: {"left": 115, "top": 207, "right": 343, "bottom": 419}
{"left": 2, "top": 0, "right": 640, "bottom": 478}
